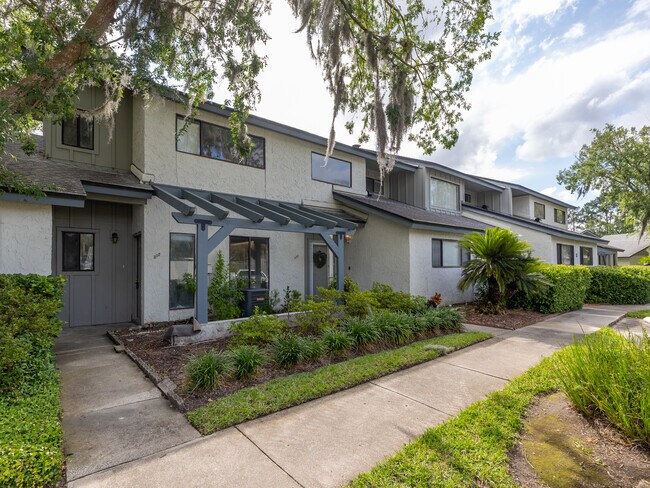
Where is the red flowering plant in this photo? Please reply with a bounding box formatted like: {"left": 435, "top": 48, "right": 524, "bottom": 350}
{"left": 427, "top": 293, "right": 443, "bottom": 308}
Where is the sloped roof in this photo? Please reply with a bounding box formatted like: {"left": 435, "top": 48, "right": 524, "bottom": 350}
{"left": 1, "top": 136, "right": 152, "bottom": 198}
{"left": 600, "top": 233, "right": 650, "bottom": 257}
{"left": 333, "top": 191, "right": 488, "bottom": 232}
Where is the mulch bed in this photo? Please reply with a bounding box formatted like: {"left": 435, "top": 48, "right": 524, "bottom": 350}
{"left": 114, "top": 323, "right": 454, "bottom": 411}
{"left": 458, "top": 304, "right": 556, "bottom": 330}
{"left": 509, "top": 392, "right": 650, "bottom": 488}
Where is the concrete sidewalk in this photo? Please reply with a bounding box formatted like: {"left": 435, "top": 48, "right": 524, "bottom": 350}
{"left": 65, "top": 305, "right": 643, "bottom": 488}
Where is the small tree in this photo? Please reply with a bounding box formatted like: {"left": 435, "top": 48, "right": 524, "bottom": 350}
{"left": 208, "top": 251, "right": 243, "bottom": 320}
{"left": 457, "top": 228, "right": 546, "bottom": 314}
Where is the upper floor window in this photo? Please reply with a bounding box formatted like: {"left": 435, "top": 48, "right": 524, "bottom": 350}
{"left": 534, "top": 202, "right": 545, "bottom": 220}
{"left": 554, "top": 208, "right": 566, "bottom": 224}
{"left": 62, "top": 116, "right": 94, "bottom": 150}
{"left": 366, "top": 177, "right": 381, "bottom": 194}
{"left": 311, "top": 153, "right": 351, "bottom": 187}
{"left": 464, "top": 193, "right": 472, "bottom": 204}
{"left": 430, "top": 177, "right": 460, "bottom": 211}
{"left": 176, "top": 115, "right": 265, "bottom": 169}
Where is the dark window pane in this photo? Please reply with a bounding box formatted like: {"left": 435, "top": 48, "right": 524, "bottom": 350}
{"left": 250, "top": 238, "right": 269, "bottom": 288}
{"left": 62, "top": 118, "right": 78, "bottom": 147}
{"left": 79, "top": 233, "right": 94, "bottom": 270}
{"left": 201, "top": 123, "right": 230, "bottom": 160}
{"left": 169, "top": 233, "right": 195, "bottom": 309}
{"left": 230, "top": 236, "right": 250, "bottom": 287}
{"left": 247, "top": 137, "right": 265, "bottom": 169}
{"left": 432, "top": 239, "right": 442, "bottom": 268}
{"left": 554, "top": 209, "right": 566, "bottom": 224}
{"left": 311, "top": 153, "right": 352, "bottom": 187}
{"left": 62, "top": 232, "right": 80, "bottom": 271}
{"left": 79, "top": 117, "right": 94, "bottom": 149}
{"left": 461, "top": 248, "right": 471, "bottom": 265}
{"left": 534, "top": 202, "right": 545, "bottom": 220}
{"left": 580, "top": 247, "right": 593, "bottom": 265}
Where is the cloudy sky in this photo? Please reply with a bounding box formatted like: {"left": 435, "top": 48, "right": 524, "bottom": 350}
{"left": 222, "top": 0, "right": 650, "bottom": 207}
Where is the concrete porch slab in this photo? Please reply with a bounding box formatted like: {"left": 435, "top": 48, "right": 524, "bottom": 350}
{"left": 238, "top": 382, "right": 448, "bottom": 488}
{"left": 374, "top": 360, "right": 508, "bottom": 416}
{"left": 68, "top": 427, "right": 300, "bottom": 488}
{"left": 64, "top": 397, "right": 200, "bottom": 481}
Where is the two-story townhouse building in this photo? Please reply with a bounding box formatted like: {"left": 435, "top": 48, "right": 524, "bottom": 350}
{"left": 1, "top": 88, "right": 374, "bottom": 327}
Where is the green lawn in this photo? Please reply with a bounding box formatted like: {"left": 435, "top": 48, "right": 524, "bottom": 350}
{"left": 625, "top": 309, "right": 650, "bottom": 318}
{"left": 347, "top": 353, "right": 561, "bottom": 487}
{"left": 187, "top": 331, "right": 491, "bottom": 434}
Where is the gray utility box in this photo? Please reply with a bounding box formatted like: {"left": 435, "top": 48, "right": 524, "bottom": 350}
{"left": 243, "top": 288, "right": 269, "bottom": 316}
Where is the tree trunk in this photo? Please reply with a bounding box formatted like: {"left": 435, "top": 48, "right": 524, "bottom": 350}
{"left": 0, "top": 0, "right": 121, "bottom": 115}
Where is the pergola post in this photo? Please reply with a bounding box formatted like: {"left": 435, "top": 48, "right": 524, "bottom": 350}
{"left": 320, "top": 231, "right": 347, "bottom": 293}
{"left": 195, "top": 222, "right": 235, "bottom": 324}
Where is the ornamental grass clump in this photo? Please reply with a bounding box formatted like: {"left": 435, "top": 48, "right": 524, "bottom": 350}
{"left": 555, "top": 328, "right": 650, "bottom": 445}
{"left": 420, "top": 306, "right": 464, "bottom": 332}
{"left": 374, "top": 311, "right": 414, "bottom": 345}
{"left": 344, "top": 317, "right": 382, "bottom": 348}
{"left": 322, "top": 329, "right": 353, "bottom": 355}
{"left": 272, "top": 335, "right": 306, "bottom": 368}
{"left": 301, "top": 337, "right": 325, "bottom": 362}
{"left": 229, "top": 345, "right": 266, "bottom": 380}
{"left": 186, "top": 351, "right": 231, "bottom": 392}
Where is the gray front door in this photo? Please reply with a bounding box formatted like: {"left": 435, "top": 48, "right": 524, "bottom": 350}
{"left": 54, "top": 201, "right": 133, "bottom": 327}
{"left": 309, "top": 242, "right": 332, "bottom": 296}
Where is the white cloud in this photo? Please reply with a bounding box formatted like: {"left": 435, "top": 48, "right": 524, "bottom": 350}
{"left": 540, "top": 186, "right": 599, "bottom": 207}
{"left": 563, "top": 22, "right": 585, "bottom": 40}
{"left": 497, "top": 0, "right": 577, "bottom": 31}
{"left": 627, "top": 0, "right": 650, "bottom": 19}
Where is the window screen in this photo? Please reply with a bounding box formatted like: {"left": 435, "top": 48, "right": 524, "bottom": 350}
{"left": 430, "top": 178, "right": 460, "bottom": 211}
{"left": 62, "top": 116, "right": 94, "bottom": 150}
{"left": 311, "top": 153, "right": 352, "bottom": 187}
{"left": 557, "top": 244, "right": 574, "bottom": 265}
{"left": 554, "top": 208, "right": 566, "bottom": 224}
{"left": 580, "top": 246, "right": 593, "bottom": 265}
{"left": 62, "top": 232, "right": 95, "bottom": 271}
{"left": 534, "top": 202, "right": 546, "bottom": 220}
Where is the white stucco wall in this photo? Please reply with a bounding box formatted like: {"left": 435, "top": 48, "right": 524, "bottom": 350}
{"left": 138, "top": 96, "right": 367, "bottom": 205}
{"left": 141, "top": 197, "right": 307, "bottom": 323}
{"left": 408, "top": 229, "right": 475, "bottom": 304}
{"left": 345, "top": 216, "right": 411, "bottom": 293}
{"left": 0, "top": 201, "right": 52, "bottom": 275}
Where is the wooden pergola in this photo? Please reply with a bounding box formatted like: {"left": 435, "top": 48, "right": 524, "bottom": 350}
{"left": 153, "top": 183, "right": 357, "bottom": 323}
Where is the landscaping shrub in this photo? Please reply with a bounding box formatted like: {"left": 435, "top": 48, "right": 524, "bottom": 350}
{"left": 586, "top": 266, "right": 650, "bottom": 304}
{"left": 186, "top": 351, "right": 231, "bottom": 392}
{"left": 208, "top": 251, "right": 243, "bottom": 320}
{"left": 419, "top": 306, "right": 464, "bottom": 333}
{"left": 369, "top": 282, "right": 425, "bottom": 313}
{"left": 301, "top": 337, "right": 325, "bottom": 362}
{"left": 228, "top": 311, "right": 287, "bottom": 347}
{"left": 343, "top": 290, "right": 381, "bottom": 318}
{"left": 373, "top": 312, "right": 414, "bottom": 345}
{"left": 229, "top": 345, "right": 266, "bottom": 380}
{"left": 556, "top": 328, "right": 650, "bottom": 445}
{"left": 344, "top": 317, "right": 381, "bottom": 347}
{"left": 322, "top": 329, "right": 353, "bottom": 354}
{"left": 295, "top": 298, "right": 344, "bottom": 335}
{"left": 328, "top": 276, "right": 361, "bottom": 293}
{"left": 0, "top": 274, "right": 64, "bottom": 488}
{"left": 510, "top": 264, "right": 590, "bottom": 313}
{"left": 272, "top": 335, "right": 306, "bottom": 367}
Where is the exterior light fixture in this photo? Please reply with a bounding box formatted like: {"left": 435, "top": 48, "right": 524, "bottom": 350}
{"left": 344, "top": 234, "right": 353, "bottom": 244}
{"left": 111, "top": 232, "right": 119, "bottom": 244}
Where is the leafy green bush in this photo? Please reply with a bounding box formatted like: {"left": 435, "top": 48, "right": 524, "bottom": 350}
{"left": 419, "top": 306, "right": 464, "bottom": 333}
{"left": 342, "top": 290, "right": 381, "bottom": 318}
{"left": 510, "top": 264, "right": 591, "bottom": 313}
{"left": 185, "top": 351, "right": 231, "bottom": 392}
{"left": 272, "top": 335, "right": 306, "bottom": 367}
{"left": 344, "top": 318, "right": 381, "bottom": 347}
{"left": 0, "top": 274, "right": 65, "bottom": 487}
{"left": 638, "top": 255, "right": 650, "bottom": 266}
{"left": 228, "top": 345, "right": 266, "bottom": 380}
{"left": 301, "top": 337, "right": 324, "bottom": 362}
{"left": 556, "top": 328, "right": 650, "bottom": 445}
{"left": 369, "top": 282, "right": 425, "bottom": 313}
{"left": 295, "top": 299, "right": 344, "bottom": 335}
{"left": 322, "top": 329, "right": 353, "bottom": 354}
{"left": 208, "top": 251, "right": 243, "bottom": 320}
{"left": 328, "top": 276, "right": 361, "bottom": 293}
{"left": 586, "top": 266, "right": 650, "bottom": 304}
{"left": 228, "top": 311, "right": 288, "bottom": 348}
{"left": 373, "top": 312, "right": 414, "bottom": 345}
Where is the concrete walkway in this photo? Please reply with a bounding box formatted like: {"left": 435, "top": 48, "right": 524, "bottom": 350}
{"left": 55, "top": 325, "right": 200, "bottom": 482}
{"left": 62, "top": 305, "right": 644, "bottom": 488}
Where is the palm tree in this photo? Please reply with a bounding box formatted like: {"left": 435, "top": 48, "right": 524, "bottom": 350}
{"left": 458, "top": 227, "right": 546, "bottom": 313}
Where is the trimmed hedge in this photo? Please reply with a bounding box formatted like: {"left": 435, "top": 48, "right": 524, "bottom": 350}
{"left": 586, "top": 266, "right": 650, "bottom": 305}
{"left": 511, "top": 264, "right": 591, "bottom": 314}
{"left": 0, "top": 274, "right": 65, "bottom": 487}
